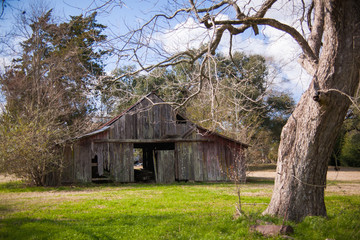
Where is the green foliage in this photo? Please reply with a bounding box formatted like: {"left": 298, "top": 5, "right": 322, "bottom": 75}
{"left": 340, "top": 131, "right": 360, "bottom": 167}
{"left": 1, "top": 9, "right": 107, "bottom": 124}
{"left": 296, "top": 195, "right": 360, "bottom": 240}
{"left": 99, "top": 63, "right": 193, "bottom": 114}
{"left": 0, "top": 9, "right": 108, "bottom": 185}
{"left": 331, "top": 105, "right": 360, "bottom": 167}
{"left": 98, "top": 65, "right": 142, "bottom": 113}
{"left": 185, "top": 53, "right": 294, "bottom": 163}
{"left": 0, "top": 111, "right": 63, "bottom": 186}
{"left": 101, "top": 51, "right": 294, "bottom": 163}
{"left": 263, "top": 92, "right": 295, "bottom": 141}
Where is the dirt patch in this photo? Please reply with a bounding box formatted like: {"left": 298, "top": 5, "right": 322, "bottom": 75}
{"left": 0, "top": 191, "right": 99, "bottom": 203}
{"left": 0, "top": 174, "right": 20, "bottom": 183}
{"left": 247, "top": 167, "right": 360, "bottom": 194}
{"left": 327, "top": 168, "right": 360, "bottom": 181}
{"left": 247, "top": 167, "right": 360, "bottom": 182}
{"left": 326, "top": 183, "right": 360, "bottom": 195}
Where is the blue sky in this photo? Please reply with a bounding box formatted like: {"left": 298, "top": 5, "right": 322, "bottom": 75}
{"left": 0, "top": 0, "right": 312, "bottom": 104}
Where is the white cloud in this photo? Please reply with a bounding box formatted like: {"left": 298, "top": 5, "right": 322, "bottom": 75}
{"left": 156, "top": 13, "right": 232, "bottom": 54}
{"left": 154, "top": 0, "right": 314, "bottom": 102}
{"left": 155, "top": 17, "right": 209, "bottom": 53}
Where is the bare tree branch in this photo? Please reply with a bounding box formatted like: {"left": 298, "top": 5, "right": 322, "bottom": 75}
{"left": 212, "top": 17, "right": 318, "bottom": 64}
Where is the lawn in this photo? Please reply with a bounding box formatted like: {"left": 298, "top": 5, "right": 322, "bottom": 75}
{"left": 0, "top": 178, "right": 359, "bottom": 240}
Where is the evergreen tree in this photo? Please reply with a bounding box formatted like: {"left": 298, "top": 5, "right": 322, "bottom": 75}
{"left": 0, "top": 9, "right": 108, "bottom": 185}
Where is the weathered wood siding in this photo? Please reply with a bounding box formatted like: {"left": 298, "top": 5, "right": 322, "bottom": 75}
{"left": 62, "top": 93, "right": 247, "bottom": 184}
{"left": 110, "top": 143, "right": 134, "bottom": 182}
{"left": 110, "top": 94, "right": 193, "bottom": 140}
{"left": 61, "top": 145, "right": 75, "bottom": 183}
{"left": 156, "top": 150, "right": 175, "bottom": 183}
{"left": 73, "top": 139, "right": 92, "bottom": 182}
{"left": 174, "top": 131, "right": 246, "bottom": 182}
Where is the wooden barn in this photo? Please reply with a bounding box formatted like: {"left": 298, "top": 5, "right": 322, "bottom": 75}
{"left": 62, "top": 93, "right": 248, "bottom": 184}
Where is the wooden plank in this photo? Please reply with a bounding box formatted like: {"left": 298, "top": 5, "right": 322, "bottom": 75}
{"left": 132, "top": 113, "right": 137, "bottom": 139}
{"left": 153, "top": 104, "right": 161, "bottom": 138}
{"left": 119, "top": 116, "right": 126, "bottom": 139}
{"left": 78, "top": 140, "right": 92, "bottom": 182}
{"left": 180, "top": 143, "right": 189, "bottom": 180}
{"left": 187, "top": 143, "right": 195, "bottom": 181}
{"left": 61, "top": 145, "right": 75, "bottom": 183}
{"left": 125, "top": 143, "right": 134, "bottom": 182}
{"left": 92, "top": 178, "right": 110, "bottom": 181}
{"left": 156, "top": 150, "right": 175, "bottom": 183}
{"left": 201, "top": 142, "right": 208, "bottom": 182}
{"left": 96, "top": 143, "right": 104, "bottom": 176}
{"left": 73, "top": 142, "right": 80, "bottom": 182}
{"left": 143, "top": 107, "right": 150, "bottom": 139}
{"left": 218, "top": 143, "right": 227, "bottom": 181}
{"left": 148, "top": 105, "right": 154, "bottom": 139}
{"left": 174, "top": 146, "right": 179, "bottom": 180}
{"left": 164, "top": 105, "right": 173, "bottom": 136}
{"left": 176, "top": 143, "right": 186, "bottom": 180}
{"left": 136, "top": 101, "right": 143, "bottom": 139}
{"left": 207, "top": 142, "right": 216, "bottom": 181}
{"left": 111, "top": 143, "right": 133, "bottom": 183}
{"left": 194, "top": 142, "right": 204, "bottom": 181}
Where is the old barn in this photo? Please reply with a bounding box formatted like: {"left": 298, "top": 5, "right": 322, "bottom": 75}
{"left": 62, "top": 93, "right": 248, "bottom": 184}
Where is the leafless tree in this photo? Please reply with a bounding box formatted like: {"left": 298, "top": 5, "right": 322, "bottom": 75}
{"left": 93, "top": 0, "right": 360, "bottom": 222}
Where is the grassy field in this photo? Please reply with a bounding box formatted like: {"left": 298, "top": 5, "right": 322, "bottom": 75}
{"left": 0, "top": 177, "right": 359, "bottom": 240}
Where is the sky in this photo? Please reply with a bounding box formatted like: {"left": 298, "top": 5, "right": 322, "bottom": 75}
{"left": 0, "top": 0, "right": 313, "bottom": 104}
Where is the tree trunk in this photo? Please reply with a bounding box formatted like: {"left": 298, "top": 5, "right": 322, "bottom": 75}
{"left": 263, "top": 0, "right": 360, "bottom": 222}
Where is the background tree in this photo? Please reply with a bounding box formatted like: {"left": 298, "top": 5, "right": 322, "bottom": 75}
{"left": 102, "top": 51, "right": 294, "bottom": 165}
{"left": 331, "top": 102, "right": 360, "bottom": 167}
{"left": 184, "top": 52, "right": 294, "bottom": 163}
{"left": 99, "top": 62, "right": 194, "bottom": 114}
{"left": 0, "top": 9, "right": 108, "bottom": 185}
{"left": 103, "top": 0, "right": 360, "bottom": 222}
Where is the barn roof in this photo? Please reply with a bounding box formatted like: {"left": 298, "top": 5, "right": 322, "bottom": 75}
{"left": 80, "top": 93, "right": 249, "bottom": 147}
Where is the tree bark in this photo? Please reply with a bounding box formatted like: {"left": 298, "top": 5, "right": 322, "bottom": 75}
{"left": 263, "top": 0, "right": 360, "bottom": 222}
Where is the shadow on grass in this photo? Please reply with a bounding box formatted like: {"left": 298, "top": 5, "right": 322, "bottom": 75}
{"left": 245, "top": 177, "right": 274, "bottom": 184}
{"left": 0, "top": 217, "right": 116, "bottom": 240}
{"left": 0, "top": 212, "right": 283, "bottom": 240}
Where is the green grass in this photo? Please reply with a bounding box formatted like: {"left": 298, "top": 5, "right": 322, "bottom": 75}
{"left": 0, "top": 181, "right": 359, "bottom": 240}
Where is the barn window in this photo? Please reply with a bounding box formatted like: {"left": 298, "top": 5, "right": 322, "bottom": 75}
{"left": 176, "top": 114, "right": 186, "bottom": 124}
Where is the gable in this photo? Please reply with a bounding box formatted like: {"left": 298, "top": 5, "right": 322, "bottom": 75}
{"left": 99, "top": 93, "right": 194, "bottom": 140}
{"left": 80, "top": 93, "right": 248, "bottom": 147}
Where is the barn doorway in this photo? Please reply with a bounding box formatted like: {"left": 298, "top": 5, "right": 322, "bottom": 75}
{"left": 133, "top": 142, "right": 175, "bottom": 183}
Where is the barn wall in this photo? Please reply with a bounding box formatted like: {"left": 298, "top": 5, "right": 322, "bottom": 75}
{"left": 62, "top": 93, "right": 247, "bottom": 184}
{"left": 156, "top": 150, "right": 175, "bottom": 183}
{"left": 61, "top": 145, "right": 75, "bottom": 183}
{"left": 174, "top": 131, "right": 246, "bottom": 182}
{"left": 70, "top": 139, "right": 92, "bottom": 182}
{"left": 110, "top": 96, "right": 193, "bottom": 140}
{"left": 111, "top": 143, "right": 134, "bottom": 182}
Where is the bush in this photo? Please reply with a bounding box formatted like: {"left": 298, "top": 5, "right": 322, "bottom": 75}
{"left": 340, "top": 131, "right": 360, "bottom": 167}
{"left": 0, "top": 112, "right": 63, "bottom": 186}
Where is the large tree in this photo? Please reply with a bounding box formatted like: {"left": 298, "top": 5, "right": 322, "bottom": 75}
{"left": 0, "top": 9, "right": 107, "bottom": 185}
{"left": 106, "top": 0, "right": 360, "bottom": 222}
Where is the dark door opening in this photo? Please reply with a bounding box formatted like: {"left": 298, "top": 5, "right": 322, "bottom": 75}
{"left": 133, "top": 142, "right": 175, "bottom": 183}
{"left": 91, "top": 155, "right": 111, "bottom": 183}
